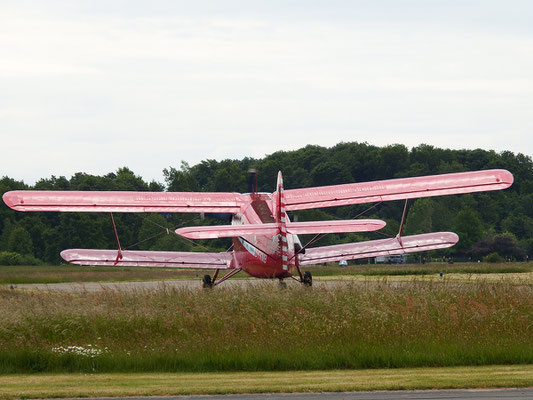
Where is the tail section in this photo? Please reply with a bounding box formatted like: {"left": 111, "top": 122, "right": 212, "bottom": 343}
{"left": 275, "top": 171, "right": 289, "bottom": 271}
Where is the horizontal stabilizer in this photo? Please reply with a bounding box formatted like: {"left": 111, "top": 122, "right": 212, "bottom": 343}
{"left": 284, "top": 169, "right": 513, "bottom": 210}
{"left": 3, "top": 191, "right": 246, "bottom": 213}
{"left": 176, "top": 219, "right": 386, "bottom": 239}
{"left": 176, "top": 224, "right": 278, "bottom": 239}
{"left": 288, "top": 219, "right": 385, "bottom": 235}
{"left": 299, "top": 232, "right": 459, "bottom": 265}
{"left": 61, "top": 249, "right": 233, "bottom": 269}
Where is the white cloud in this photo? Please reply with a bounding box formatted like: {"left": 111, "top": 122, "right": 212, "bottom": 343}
{"left": 1, "top": 1, "right": 532, "bottom": 184}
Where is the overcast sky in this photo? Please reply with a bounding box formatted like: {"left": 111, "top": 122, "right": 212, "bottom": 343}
{"left": 1, "top": 1, "right": 532, "bottom": 185}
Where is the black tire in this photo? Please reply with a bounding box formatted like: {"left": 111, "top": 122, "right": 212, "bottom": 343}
{"left": 303, "top": 271, "right": 312, "bottom": 286}
{"left": 202, "top": 274, "right": 213, "bottom": 288}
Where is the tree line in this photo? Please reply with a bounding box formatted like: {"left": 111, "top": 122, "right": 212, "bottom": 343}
{"left": 1, "top": 142, "right": 532, "bottom": 265}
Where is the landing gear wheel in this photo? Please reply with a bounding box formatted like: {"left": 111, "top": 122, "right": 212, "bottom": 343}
{"left": 202, "top": 274, "right": 213, "bottom": 288}
{"left": 303, "top": 271, "right": 312, "bottom": 287}
{"left": 278, "top": 278, "right": 287, "bottom": 289}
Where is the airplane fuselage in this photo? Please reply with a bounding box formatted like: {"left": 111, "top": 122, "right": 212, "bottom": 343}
{"left": 231, "top": 193, "right": 298, "bottom": 278}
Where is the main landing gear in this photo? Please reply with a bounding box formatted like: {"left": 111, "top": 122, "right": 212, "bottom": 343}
{"left": 303, "top": 271, "right": 312, "bottom": 286}
{"left": 202, "top": 269, "right": 311, "bottom": 288}
{"left": 201, "top": 268, "right": 242, "bottom": 288}
{"left": 289, "top": 270, "right": 313, "bottom": 287}
{"left": 202, "top": 274, "right": 213, "bottom": 289}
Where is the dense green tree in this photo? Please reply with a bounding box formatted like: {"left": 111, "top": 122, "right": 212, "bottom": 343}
{"left": 164, "top": 162, "right": 199, "bottom": 192}
{"left": 1, "top": 144, "right": 532, "bottom": 264}
{"left": 472, "top": 233, "right": 525, "bottom": 260}
{"left": 310, "top": 161, "right": 352, "bottom": 186}
{"left": 7, "top": 225, "right": 34, "bottom": 256}
{"left": 212, "top": 162, "right": 246, "bottom": 192}
{"left": 137, "top": 214, "right": 172, "bottom": 251}
{"left": 34, "top": 175, "right": 70, "bottom": 190}
{"left": 378, "top": 144, "right": 410, "bottom": 179}
{"left": 453, "top": 208, "right": 485, "bottom": 254}
{"left": 404, "top": 199, "right": 437, "bottom": 234}
{"left": 115, "top": 167, "right": 150, "bottom": 191}
{"left": 501, "top": 215, "right": 533, "bottom": 238}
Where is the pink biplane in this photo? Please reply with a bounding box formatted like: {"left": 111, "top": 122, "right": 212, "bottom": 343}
{"left": 2, "top": 169, "right": 513, "bottom": 287}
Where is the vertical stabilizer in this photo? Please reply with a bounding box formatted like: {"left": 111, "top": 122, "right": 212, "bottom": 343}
{"left": 275, "top": 171, "right": 288, "bottom": 271}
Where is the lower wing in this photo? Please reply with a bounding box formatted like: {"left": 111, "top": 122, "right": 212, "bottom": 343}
{"left": 61, "top": 249, "right": 233, "bottom": 269}
{"left": 298, "top": 232, "right": 458, "bottom": 265}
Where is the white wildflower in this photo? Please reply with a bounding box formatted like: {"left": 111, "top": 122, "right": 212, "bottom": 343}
{"left": 51, "top": 345, "right": 106, "bottom": 358}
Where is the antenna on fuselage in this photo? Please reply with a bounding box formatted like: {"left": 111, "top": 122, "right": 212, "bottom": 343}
{"left": 248, "top": 168, "right": 258, "bottom": 193}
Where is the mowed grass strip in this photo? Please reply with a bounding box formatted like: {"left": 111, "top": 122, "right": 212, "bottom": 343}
{"left": 0, "top": 365, "right": 532, "bottom": 399}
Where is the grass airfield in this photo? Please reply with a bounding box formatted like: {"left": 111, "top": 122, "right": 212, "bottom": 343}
{"left": 1, "top": 365, "right": 532, "bottom": 398}
{"left": 0, "top": 262, "right": 531, "bottom": 397}
{"left": 1, "top": 261, "right": 532, "bottom": 284}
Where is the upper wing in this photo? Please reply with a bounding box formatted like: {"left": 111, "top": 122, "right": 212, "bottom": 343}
{"left": 61, "top": 248, "right": 233, "bottom": 268}
{"left": 284, "top": 169, "right": 513, "bottom": 211}
{"left": 298, "top": 232, "right": 458, "bottom": 265}
{"left": 2, "top": 191, "right": 247, "bottom": 213}
{"left": 175, "top": 219, "right": 386, "bottom": 239}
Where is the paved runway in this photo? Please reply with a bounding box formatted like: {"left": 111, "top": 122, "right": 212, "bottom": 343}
{"left": 51, "top": 388, "right": 533, "bottom": 400}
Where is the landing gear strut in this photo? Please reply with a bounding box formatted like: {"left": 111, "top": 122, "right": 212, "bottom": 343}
{"left": 201, "top": 268, "right": 242, "bottom": 288}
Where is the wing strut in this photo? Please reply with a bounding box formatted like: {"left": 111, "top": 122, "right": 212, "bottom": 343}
{"left": 396, "top": 200, "right": 409, "bottom": 248}
{"left": 110, "top": 213, "right": 123, "bottom": 265}
{"left": 213, "top": 268, "right": 241, "bottom": 286}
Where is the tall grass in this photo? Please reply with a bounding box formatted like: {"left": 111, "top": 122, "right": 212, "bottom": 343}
{"left": 0, "top": 280, "right": 531, "bottom": 373}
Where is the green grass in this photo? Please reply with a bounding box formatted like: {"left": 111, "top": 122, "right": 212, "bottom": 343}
{"left": 309, "top": 262, "right": 533, "bottom": 276}
{"left": 1, "top": 365, "right": 532, "bottom": 398}
{"left": 1, "top": 262, "right": 531, "bottom": 284}
{"left": 0, "top": 279, "right": 531, "bottom": 373}
{"left": 0, "top": 265, "right": 207, "bottom": 284}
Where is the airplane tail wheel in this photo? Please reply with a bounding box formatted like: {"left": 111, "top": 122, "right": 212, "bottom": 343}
{"left": 303, "top": 271, "right": 312, "bottom": 287}
{"left": 202, "top": 274, "right": 213, "bottom": 288}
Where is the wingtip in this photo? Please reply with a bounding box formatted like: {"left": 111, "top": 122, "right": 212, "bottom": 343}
{"left": 449, "top": 232, "right": 460, "bottom": 244}
{"left": 2, "top": 191, "right": 19, "bottom": 210}
{"left": 60, "top": 249, "right": 73, "bottom": 262}
{"left": 499, "top": 169, "right": 514, "bottom": 186}
{"left": 174, "top": 227, "right": 194, "bottom": 239}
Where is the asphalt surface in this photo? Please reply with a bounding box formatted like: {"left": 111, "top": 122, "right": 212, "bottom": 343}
{"left": 44, "top": 388, "right": 533, "bottom": 400}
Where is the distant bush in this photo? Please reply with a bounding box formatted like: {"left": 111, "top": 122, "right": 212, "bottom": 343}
{"left": 0, "top": 252, "right": 42, "bottom": 266}
{"left": 0, "top": 252, "right": 22, "bottom": 265}
{"left": 483, "top": 252, "right": 505, "bottom": 263}
{"left": 20, "top": 254, "right": 43, "bottom": 266}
